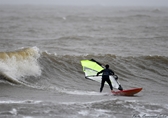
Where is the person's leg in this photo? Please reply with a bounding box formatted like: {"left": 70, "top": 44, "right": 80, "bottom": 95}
{"left": 100, "top": 79, "right": 105, "bottom": 92}
{"left": 106, "top": 78, "right": 113, "bottom": 91}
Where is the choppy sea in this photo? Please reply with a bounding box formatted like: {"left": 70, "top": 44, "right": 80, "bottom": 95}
{"left": 0, "top": 5, "right": 168, "bottom": 118}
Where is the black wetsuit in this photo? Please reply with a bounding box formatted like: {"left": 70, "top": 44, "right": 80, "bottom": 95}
{"left": 97, "top": 68, "right": 114, "bottom": 92}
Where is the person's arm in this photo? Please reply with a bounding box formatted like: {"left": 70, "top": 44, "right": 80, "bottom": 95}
{"left": 97, "top": 70, "right": 103, "bottom": 76}
{"left": 110, "top": 69, "right": 114, "bottom": 75}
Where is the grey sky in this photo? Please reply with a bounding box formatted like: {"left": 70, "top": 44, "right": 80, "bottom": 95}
{"left": 0, "top": 0, "right": 168, "bottom": 6}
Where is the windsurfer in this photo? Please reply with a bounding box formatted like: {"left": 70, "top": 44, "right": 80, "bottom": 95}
{"left": 97, "top": 64, "right": 114, "bottom": 92}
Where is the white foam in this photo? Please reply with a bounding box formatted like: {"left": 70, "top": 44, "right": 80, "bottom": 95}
{"left": 0, "top": 100, "right": 42, "bottom": 104}
{"left": 60, "top": 98, "right": 118, "bottom": 106}
{"left": 78, "top": 110, "right": 89, "bottom": 116}
{"left": 66, "top": 90, "right": 106, "bottom": 96}
{"left": 47, "top": 85, "right": 109, "bottom": 96}
{"left": 0, "top": 47, "right": 41, "bottom": 81}
{"left": 9, "top": 108, "right": 17, "bottom": 115}
{"left": 94, "top": 109, "right": 111, "bottom": 117}
{"left": 23, "top": 116, "right": 34, "bottom": 118}
{"left": 78, "top": 109, "right": 111, "bottom": 118}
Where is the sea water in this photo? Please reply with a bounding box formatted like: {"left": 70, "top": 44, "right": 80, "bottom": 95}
{"left": 0, "top": 5, "right": 168, "bottom": 118}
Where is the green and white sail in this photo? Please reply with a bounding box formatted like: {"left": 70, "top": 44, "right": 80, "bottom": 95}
{"left": 81, "top": 59, "right": 103, "bottom": 77}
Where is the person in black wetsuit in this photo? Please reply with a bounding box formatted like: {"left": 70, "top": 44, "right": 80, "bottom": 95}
{"left": 97, "top": 64, "right": 114, "bottom": 92}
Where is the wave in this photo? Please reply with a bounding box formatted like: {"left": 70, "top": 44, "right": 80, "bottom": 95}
{"left": 1, "top": 48, "right": 168, "bottom": 91}
{"left": 0, "top": 47, "right": 41, "bottom": 84}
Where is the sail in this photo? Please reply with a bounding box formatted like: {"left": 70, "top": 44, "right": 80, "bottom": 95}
{"left": 81, "top": 59, "right": 122, "bottom": 89}
{"left": 81, "top": 59, "right": 104, "bottom": 77}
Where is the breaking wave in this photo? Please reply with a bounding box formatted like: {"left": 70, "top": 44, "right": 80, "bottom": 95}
{"left": 0, "top": 47, "right": 41, "bottom": 84}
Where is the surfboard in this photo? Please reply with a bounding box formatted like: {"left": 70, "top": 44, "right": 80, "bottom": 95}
{"left": 112, "top": 88, "right": 142, "bottom": 96}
